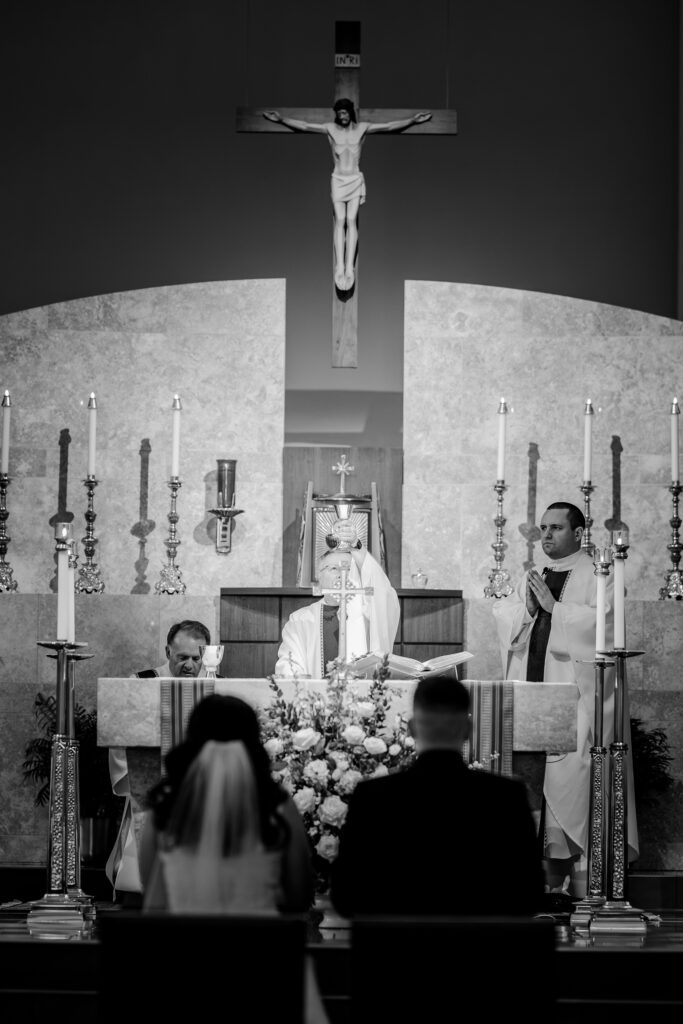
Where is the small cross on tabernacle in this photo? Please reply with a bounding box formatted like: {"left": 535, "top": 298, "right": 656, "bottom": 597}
{"left": 332, "top": 454, "right": 354, "bottom": 495}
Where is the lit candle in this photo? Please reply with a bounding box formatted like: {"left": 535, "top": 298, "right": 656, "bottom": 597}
{"left": 612, "top": 532, "right": 627, "bottom": 649}
{"left": 671, "top": 397, "right": 680, "bottom": 483}
{"left": 1, "top": 390, "right": 11, "bottom": 475}
{"left": 171, "top": 394, "right": 182, "bottom": 478}
{"left": 583, "top": 398, "right": 593, "bottom": 483}
{"left": 496, "top": 398, "right": 508, "bottom": 481}
{"left": 55, "top": 523, "right": 71, "bottom": 640}
{"left": 67, "top": 540, "right": 76, "bottom": 644}
{"left": 594, "top": 548, "right": 611, "bottom": 657}
{"left": 87, "top": 393, "right": 97, "bottom": 478}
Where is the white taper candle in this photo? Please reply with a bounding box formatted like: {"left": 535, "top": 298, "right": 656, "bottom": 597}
{"left": 1, "top": 390, "right": 11, "bottom": 475}
{"left": 171, "top": 395, "right": 182, "bottom": 478}
{"left": 583, "top": 398, "right": 593, "bottom": 483}
{"left": 613, "top": 553, "right": 625, "bottom": 649}
{"left": 595, "top": 561, "right": 607, "bottom": 657}
{"left": 496, "top": 398, "right": 508, "bottom": 481}
{"left": 67, "top": 542, "right": 76, "bottom": 644}
{"left": 87, "top": 393, "right": 97, "bottom": 478}
{"left": 55, "top": 523, "right": 71, "bottom": 640}
{"left": 671, "top": 397, "right": 680, "bottom": 483}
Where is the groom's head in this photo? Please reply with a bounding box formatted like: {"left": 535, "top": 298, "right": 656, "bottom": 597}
{"left": 410, "top": 674, "right": 471, "bottom": 753}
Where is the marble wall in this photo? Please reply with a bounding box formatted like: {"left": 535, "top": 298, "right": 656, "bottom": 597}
{"left": 403, "top": 282, "right": 683, "bottom": 868}
{"left": 0, "top": 280, "right": 286, "bottom": 595}
{"left": 0, "top": 280, "right": 286, "bottom": 865}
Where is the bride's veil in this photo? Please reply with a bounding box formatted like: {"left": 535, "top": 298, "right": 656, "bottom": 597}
{"left": 165, "top": 739, "right": 263, "bottom": 858}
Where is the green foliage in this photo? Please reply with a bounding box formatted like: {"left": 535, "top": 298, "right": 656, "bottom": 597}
{"left": 22, "top": 692, "right": 123, "bottom": 819}
{"left": 630, "top": 716, "right": 675, "bottom": 808}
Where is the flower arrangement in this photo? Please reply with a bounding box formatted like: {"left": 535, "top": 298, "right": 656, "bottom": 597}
{"left": 260, "top": 657, "right": 416, "bottom": 893}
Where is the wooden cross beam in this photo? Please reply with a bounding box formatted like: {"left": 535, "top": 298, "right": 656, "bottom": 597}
{"left": 237, "top": 21, "right": 457, "bottom": 368}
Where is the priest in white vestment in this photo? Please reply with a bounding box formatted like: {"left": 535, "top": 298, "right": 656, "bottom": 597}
{"left": 105, "top": 619, "right": 212, "bottom": 900}
{"left": 491, "top": 501, "right": 638, "bottom": 897}
{"left": 275, "top": 528, "right": 400, "bottom": 678}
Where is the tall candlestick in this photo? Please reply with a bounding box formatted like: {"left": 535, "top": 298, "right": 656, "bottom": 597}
{"left": 671, "top": 397, "right": 680, "bottom": 483}
{"left": 55, "top": 523, "right": 72, "bottom": 641}
{"left": 1, "top": 390, "right": 11, "bottom": 475}
{"left": 496, "top": 398, "right": 508, "bottom": 481}
{"left": 583, "top": 398, "right": 593, "bottom": 483}
{"left": 87, "top": 393, "right": 97, "bottom": 478}
{"left": 171, "top": 395, "right": 181, "bottom": 478}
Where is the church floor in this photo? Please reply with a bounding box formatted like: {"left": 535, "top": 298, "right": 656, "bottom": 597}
{"left": 1, "top": 870, "right": 683, "bottom": 1023}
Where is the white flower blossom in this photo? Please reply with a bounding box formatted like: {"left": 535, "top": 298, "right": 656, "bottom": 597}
{"left": 292, "top": 727, "right": 322, "bottom": 751}
{"left": 303, "top": 759, "right": 330, "bottom": 784}
{"left": 363, "top": 736, "right": 387, "bottom": 756}
{"left": 370, "top": 764, "right": 389, "bottom": 778}
{"left": 318, "top": 795, "right": 348, "bottom": 827}
{"left": 388, "top": 743, "right": 402, "bottom": 757}
{"left": 293, "top": 786, "right": 318, "bottom": 815}
{"left": 316, "top": 834, "right": 339, "bottom": 861}
{"left": 342, "top": 724, "right": 365, "bottom": 745}
{"left": 354, "top": 700, "right": 376, "bottom": 719}
{"left": 337, "top": 769, "right": 363, "bottom": 795}
{"left": 264, "top": 737, "right": 284, "bottom": 758}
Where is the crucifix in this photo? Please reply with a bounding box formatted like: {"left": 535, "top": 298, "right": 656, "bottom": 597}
{"left": 332, "top": 453, "right": 354, "bottom": 495}
{"left": 319, "top": 554, "right": 374, "bottom": 666}
{"left": 237, "top": 20, "right": 457, "bottom": 368}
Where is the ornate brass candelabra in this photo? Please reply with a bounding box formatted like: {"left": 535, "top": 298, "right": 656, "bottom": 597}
{"left": 572, "top": 534, "right": 651, "bottom": 939}
{"left": 579, "top": 481, "right": 595, "bottom": 556}
{"left": 28, "top": 528, "right": 95, "bottom": 937}
{"left": 0, "top": 472, "right": 17, "bottom": 591}
{"left": 659, "top": 481, "right": 683, "bottom": 599}
{"left": 75, "top": 475, "right": 105, "bottom": 593}
{"left": 484, "top": 481, "right": 513, "bottom": 598}
{"left": 155, "top": 476, "right": 186, "bottom": 594}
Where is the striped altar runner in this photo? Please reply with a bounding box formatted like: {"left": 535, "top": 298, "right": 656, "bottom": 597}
{"left": 160, "top": 679, "right": 215, "bottom": 758}
{"left": 461, "top": 680, "right": 514, "bottom": 776}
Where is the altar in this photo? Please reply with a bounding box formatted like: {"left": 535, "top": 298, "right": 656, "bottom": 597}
{"left": 97, "top": 676, "right": 578, "bottom": 814}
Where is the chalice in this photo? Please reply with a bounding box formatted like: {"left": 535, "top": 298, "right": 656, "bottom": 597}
{"left": 199, "top": 644, "right": 224, "bottom": 679}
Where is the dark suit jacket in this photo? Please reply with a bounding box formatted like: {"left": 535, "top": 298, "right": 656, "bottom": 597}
{"left": 330, "top": 749, "right": 545, "bottom": 918}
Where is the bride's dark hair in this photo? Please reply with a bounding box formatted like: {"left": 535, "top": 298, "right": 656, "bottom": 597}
{"left": 147, "top": 694, "right": 288, "bottom": 848}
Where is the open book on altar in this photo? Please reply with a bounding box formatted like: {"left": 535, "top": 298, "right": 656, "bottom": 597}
{"left": 350, "top": 650, "right": 474, "bottom": 680}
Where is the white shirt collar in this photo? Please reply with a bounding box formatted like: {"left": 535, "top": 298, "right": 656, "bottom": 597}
{"left": 543, "top": 548, "right": 585, "bottom": 571}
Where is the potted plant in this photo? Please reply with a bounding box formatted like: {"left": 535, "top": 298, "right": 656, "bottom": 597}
{"left": 22, "top": 692, "right": 124, "bottom": 866}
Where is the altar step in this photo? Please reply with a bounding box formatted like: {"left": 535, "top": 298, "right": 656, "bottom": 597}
{"left": 3, "top": 866, "right": 683, "bottom": 911}
{"left": 1, "top": 892, "right": 682, "bottom": 1024}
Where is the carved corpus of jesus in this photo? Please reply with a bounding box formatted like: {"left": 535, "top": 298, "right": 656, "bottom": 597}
{"left": 263, "top": 99, "right": 431, "bottom": 292}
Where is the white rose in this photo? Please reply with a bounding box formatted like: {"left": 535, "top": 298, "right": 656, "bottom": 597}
{"left": 303, "top": 758, "right": 330, "bottom": 784}
{"left": 404, "top": 736, "right": 415, "bottom": 748}
{"left": 316, "top": 834, "right": 339, "bottom": 862}
{"left": 342, "top": 725, "right": 366, "bottom": 745}
{"left": 293, "top": 786, "right": 318, "bottom": 815}
{"left": 292, "top": 728, "right": 321, "bottom": 751}
{"left": 388, "top": 743, "right": 402, "bottom": 756}
{"left": 363, "top": 736, "right": 387, "bottom": 756}
{"left": 354, "top": 701, "right": 376, "bottom": 719}
{"left": 371, "top": 764, "right": 389, "bottom": 778}
{"left": 338, "top": 769, "right": 363, "bottom": 795}
{"left": 264, "top": 737, "right": 284, "bottom": 758}
{"left": 318, "top": 794, "right": 348, "bottom": 828}
{"left": 330, "top": 753, "right": 349, "bottom": 771}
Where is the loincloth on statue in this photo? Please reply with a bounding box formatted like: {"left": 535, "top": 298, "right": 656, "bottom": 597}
{"left": 331, "top": 171, "right": 366, "bottom": 204}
